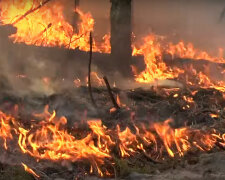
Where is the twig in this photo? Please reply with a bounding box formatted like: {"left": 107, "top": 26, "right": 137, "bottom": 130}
{"left": 103, "top": 76, "right": 120, "bottom": 110}
{"left": 88, "top": 32, "right": 97, "bottom": 108}
{"left": 142, "top": 151, "right": 162, "bottom": 164}
{"left": 34, "top": 23, "right": 52, "bottom": 44}
{"left": 12, "top": 0, "right": 53, "bottom": 25}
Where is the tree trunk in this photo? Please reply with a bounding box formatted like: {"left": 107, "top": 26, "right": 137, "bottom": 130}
{"left": 110, "top": 0, "right": 132, "bottom": 77}
{"left": 73, "top": 0, "right": 80, "bottom": 33}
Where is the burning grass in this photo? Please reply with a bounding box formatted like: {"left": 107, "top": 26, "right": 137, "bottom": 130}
{"left": 0, "top": 0, "right": 225, "bottom": 179}
{"left": 0, "top": 86, "right": 223, "bottom": 178}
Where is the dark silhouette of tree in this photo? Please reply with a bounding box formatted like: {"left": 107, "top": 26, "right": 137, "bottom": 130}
{"left": 110, "top": 0, "right": 132, "bottom": 77}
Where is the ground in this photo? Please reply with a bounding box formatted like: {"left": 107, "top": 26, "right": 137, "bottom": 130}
{"left": 0, "top": 83, "right": 224, "bottom": 179}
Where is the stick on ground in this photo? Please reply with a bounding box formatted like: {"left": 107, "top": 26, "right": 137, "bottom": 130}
{"left": 88, "top": 32, "right": 97, "bottom": 108}
{"left": 103, "top": 76, "right": 120, "bottom": 110}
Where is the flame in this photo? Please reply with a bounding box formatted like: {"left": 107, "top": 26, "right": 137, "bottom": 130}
{"left": 167, "top": 42, "right": 225, "bottom": 63}
{"left": 0, "top": 107, "right": 223, "bottom": 176}
{"left": 0, "top": 1, "right": 225, "bottom": 176}
{"left": 22, "top": 163, "right": 40, "bottom": 178}
{"left": 117, "top": 119, "right": 222, "bottom": 159}
{"left": 1, "top": 1, "right": 224, "bottom": 93}
{"left": 117, "top": 126, "right": 138, "bottom": 157}
{"left": 183, "top": 95, "right": 194, "bottom": 104}
{"left": 133, "top": 35, "right": 225, "bottom": 92}
{"left": 0, "top": 0, "right": 110, "bottom": 53}
{"left": 18, "top": 107, "right": 111, "bottom": 176}
{"left": 74, "top": 78, "right": 81, "bottom": 87}
{"left": 185, "top": 66, "right": 225, "bottom": 92}
{"left": 0, "top": 111, "right": 16, "bottom": 150}
{"left": 132, "top": 35, "right": 183, "bottom": 83}
{"left": 86, "top": 72, "right": 104, "bottom": 87}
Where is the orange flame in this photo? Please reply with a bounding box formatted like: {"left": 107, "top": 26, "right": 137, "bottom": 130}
{"left": 132, "top": 35, "right": 182, "bottom": 83}
{"left": 133, "top": 34, "right": 225, "bottom": 92}
{"left": 0, "top": 107, "right": 223, "bottom": 176}
{"left": 167, "top": 42, "right": 225, "bottom": 63}
{"left": 0, "top": 0, "right": 110, "bottom": 53}
{"left": 18, "top": 108, "right": 111, "bottom": 177}
{"left": 22, "top": 163, "right": 40, "bottom": 178}
{"left": 0, "top": 111, "right": 16, "bottom": 150}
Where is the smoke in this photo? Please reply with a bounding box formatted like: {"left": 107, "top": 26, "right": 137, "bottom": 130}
{"left": 0, "top": 25, "right": 67, "bottom": 96}
{"left": 0, "top": 0, "right": 224, "bottom": 98}
{"left": 132, "top": 0, "right": 225, "bottom": 52}
{"left": 80, "top": 0, "right": 225, "bottom": 52}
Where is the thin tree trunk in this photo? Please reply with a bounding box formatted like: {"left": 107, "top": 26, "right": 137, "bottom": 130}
{"left": 110, "top": 0, "right": 132, "bottom": 77}
{"left": 73, "top": 0, "right": 80, "bottom": 33}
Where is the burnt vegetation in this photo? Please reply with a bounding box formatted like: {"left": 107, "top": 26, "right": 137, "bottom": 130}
{"left": 0, "top": 0, "right": 224, "bottom": 180}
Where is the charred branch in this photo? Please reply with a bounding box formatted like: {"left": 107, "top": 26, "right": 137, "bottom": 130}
{"left": 88, "top": 32, "right": 97, "bottom": 108}
{"left": 103, "top": 76, "right": 120, "bottom": 110}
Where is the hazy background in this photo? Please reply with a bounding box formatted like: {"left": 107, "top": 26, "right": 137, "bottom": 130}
{"left": 80, "top": 0, "right": 225, "bottom": 53}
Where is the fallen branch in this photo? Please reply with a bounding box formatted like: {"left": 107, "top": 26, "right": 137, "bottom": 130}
{"left": 12, "top": 0, "right": 53, "bottom": 25}
{"left": 142, "top": 151, "right": 162, "bottom": 164}
{"left": 103, "top": 76, "right": 120, "bottom": 110}
{"left": 88, "top": 32, "right": 97, "bottom": 108}
{"left": 34, "top": 23, "right": 52, "bottom": 45}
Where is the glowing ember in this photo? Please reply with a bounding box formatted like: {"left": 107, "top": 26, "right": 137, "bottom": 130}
{"left": 22, "top": 163, "right": 40, "bottom": 178}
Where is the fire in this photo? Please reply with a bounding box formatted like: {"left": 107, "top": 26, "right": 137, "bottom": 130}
{"left": 0, "top": 0, "right": 111, "bottom": 53}
{"left": 74, "top": 78, "right": 81, "bottom": 87}
{"left": 0, "top": 2, "right": 225, "bottom": 176}
{"left": 183, "top": 95, "right": 194, "bottom": 104}
{"left": 185, "top": 66, "right": 225, "bottom": 92}
{"left": 167, "top": 42, "right": 225, "bottom": 63}
{"left": 1, "top": 1, "right": 224, "bottom": 93}
{"left": 117, "top": 119, "right": 222, "bottom": 159}
{"left": 86, "top": 72, "right": 104, "bottom": 87}
{"left": 22, "top": 163, "right": 40, "bottom": 178}
{"left": 0, "top": 111, "right": 15, "bottom": 150}
{"left": 18, "top": 107, "right": 111, "bottom": 176}
{"left": 117, "top": 126, "right": 138, "bottom": 157}
{"left": 0, "top": 107, "right": 223, "bottom": 176}
{"left": 210, "top": 114, "right": 219, "bottom": 118}
{"left": 132, "top": 35, "right": 183, "bottom": 83}
{"left": 133, "top": 34, "right": 225, "bottom": 92}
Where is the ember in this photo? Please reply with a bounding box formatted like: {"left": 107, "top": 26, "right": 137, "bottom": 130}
{"left": 22, "top": 163, "right": 40, "bottom": 178}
